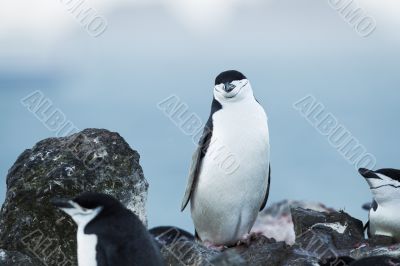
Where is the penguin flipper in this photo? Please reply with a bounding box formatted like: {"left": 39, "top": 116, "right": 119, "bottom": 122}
{"left": 181, "top": 127, "right": 212, "bottom": 211}
{"left": 181, "top": 98, "right": 221, "bottom": 212}
{"left": 181, "top": 145, "right": 203, "bottom": 211}
{"left": 259, "top": 164, "right": 271, "bottom": 211}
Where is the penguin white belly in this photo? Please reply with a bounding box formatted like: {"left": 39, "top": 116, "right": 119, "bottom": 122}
{"left": 369, "top": 203, "right": 400, "bottom": 239}
{"left": 77, "top": 227, "right": 98, "bottom": 266}
{"left": 191, "top": 101, "right": 270, "bottom": 246}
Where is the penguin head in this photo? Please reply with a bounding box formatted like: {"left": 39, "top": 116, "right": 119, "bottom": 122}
{"left": 359, "top": 168, "right": 400, "bottom": 203}
{"left": 52, "top": 192, "right": 120, "bottom": 226}
{"left": 214, "top": 70, "right": 253, "bottom": 103}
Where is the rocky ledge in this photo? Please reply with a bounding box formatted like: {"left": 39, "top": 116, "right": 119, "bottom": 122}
{"left": 0, "top": 129, "right": 400, "bottom": 266}
{"left": 152, "top": 204, "right": 400, "bottom": 266}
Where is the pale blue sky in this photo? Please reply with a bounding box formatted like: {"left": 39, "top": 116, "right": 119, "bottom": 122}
{"left": 1, "top": 0, "right": 399, "bottom": 231}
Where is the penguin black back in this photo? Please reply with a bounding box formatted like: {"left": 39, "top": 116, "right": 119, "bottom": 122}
{"left": 88, "top": 210, "right": 163, "bottom": 266}
{"left": 53, "top": 192, "right": 164, "bottom": 266}
{"left": 81, "top": 193, "right": 163, "bottom": 266}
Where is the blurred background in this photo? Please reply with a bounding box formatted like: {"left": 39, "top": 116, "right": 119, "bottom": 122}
{"left": 1, "top": 0, "right": 399, "bottom": 231}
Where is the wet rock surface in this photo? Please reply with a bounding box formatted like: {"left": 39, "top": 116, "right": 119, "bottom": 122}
{"left": 0, "top": 129, "right": 148, "bottom": 265}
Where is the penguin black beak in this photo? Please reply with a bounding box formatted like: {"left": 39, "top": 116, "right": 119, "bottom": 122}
{"left": 362, "top": 202, "right": 372, "bottom": 211}
{"left": 51, "top": 198, "right": 74, "bottom": 209}
{"left": 359, "top": 168, "right": 382, "bottom": 180}
{"left": 224, "top": 82, "right": 236, "bottom": 93}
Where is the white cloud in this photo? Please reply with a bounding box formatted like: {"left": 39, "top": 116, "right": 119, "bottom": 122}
{"left": 0, "top": 0, "right": 137, "bottom": 38}
{"left": 167, "top": 0, "right": 234, "bottom": 34}
{"left": 0, "top": 0, "right": 70, "bottom": 37}
{"left": 359, "top": 0, "right": 400, "bottom": 25}
{"left": 166, "top": 0, "right": 269, "bottom": 34}
{"left": 0, "top": 0, "right": 269, "bottom": 38}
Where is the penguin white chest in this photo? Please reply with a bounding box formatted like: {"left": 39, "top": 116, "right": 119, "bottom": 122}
{"left": 369, "top": 202, "right": 400, "bottom": 239}
{"left": 77, "top": 227, "right": 98, "bottom": 266}
{"left": 191, "top": 100, "right": 270, "bottom": 245}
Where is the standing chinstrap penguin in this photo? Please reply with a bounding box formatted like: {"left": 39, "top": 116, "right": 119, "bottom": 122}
{"left": 52, "top": 192, "right": 164, "bottom": 266}
{"left": 181, "top": 70, "right": 271, "bottom": 246}
{"left": 359, "top": 168, "right": 400, "bottom": 240}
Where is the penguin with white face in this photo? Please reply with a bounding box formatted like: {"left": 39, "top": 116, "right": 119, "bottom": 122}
{"left": 52, "top": 192, "right": 164, "bottom": 266}
{"left": 359, "top": 168, "right": 400, "bottom": 240}
{"left": 181, "top": 70, "right": 271, "bottom": 247}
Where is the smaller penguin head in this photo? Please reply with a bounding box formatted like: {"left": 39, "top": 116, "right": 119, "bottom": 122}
{"left": 51, "top": 192, "right": 120, "bottom": 226}
{"left": 214, "top": 70, "right": 253, "bottom": 103}
{"left": 359, "top": 168, "right": 400, "bottom": 204}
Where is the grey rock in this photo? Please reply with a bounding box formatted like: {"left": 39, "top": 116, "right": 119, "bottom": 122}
{"left": 318, "top": 256, "right": 355, "bottom": 266}
{"left": 0, "top": 129, "right": 148, "bottom": 265}
{"left": 210, "top": 250, "right": 246, "bottom": 266}
{"left": 251, "top": 200, "right": 335, "bottom": 245}
{"left": 150, "top": 226, "right": 219, "bottom": 266}
{"left": 290, "top": 207, "right": 364, "bottom": 265}
{"left": 349, "top": 256, "right": 400, "bottom": 266}
{"left": 235, "top": 236, "right": 292, "bottom": 266}
{"left": 292, "top": 207, "right": 364, "bottom": 250}
{"left": 159, "top": 238, "right": 219, "bottom": 266}
{"left": 349, "top": 241, "right": 400, "bottom": 260}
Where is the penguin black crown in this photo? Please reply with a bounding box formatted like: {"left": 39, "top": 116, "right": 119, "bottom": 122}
{"left": 52, "top": 192, "right": 164, "bottom": 266}
{"left": 213, "top": 70, "right": 249, "bottom": 100}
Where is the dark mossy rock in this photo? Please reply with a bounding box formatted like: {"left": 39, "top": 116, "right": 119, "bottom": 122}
{"left": 150, "top": 226, "right": 195, "bottom": 247}
{"left": 0, "top": 129, "right": 148, "bottom": 265}
{"left": 150, "top": 226, "right": 220, "bottom": 266}
{"left": 349, "top": 256, "right": 400, "bottom": 266}
{"left": 209, "top": 249, "right": 246, "bottom": 266}
{"left": 235, "top": 236, "right": 292, "bottom": 266}
{"left": 349, "top": 241, "right": 400, "bottom": 260}
{"left": 292, "top": 207, "right": 365, "bottom": 250}
{"left": 160, "top": 238, "right": 219, "bottom": 266}
{"left": 290, "top": 207, "right": 364, "bottom": 265}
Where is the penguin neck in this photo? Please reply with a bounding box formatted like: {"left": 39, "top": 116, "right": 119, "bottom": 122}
{"left": 215, "top": 93, "right": 256, "bottom": 108}
{"left": 374, "top": 197, "right": 400, "bottom": 208}
{"left": 72, "top": 207, "right": 103, "bottom": 229}
{"left": 214, "top": 83, "right": 255, "bottom": 106}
